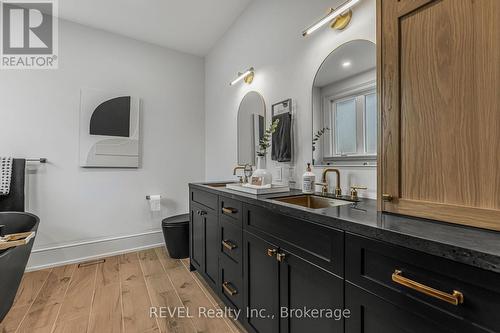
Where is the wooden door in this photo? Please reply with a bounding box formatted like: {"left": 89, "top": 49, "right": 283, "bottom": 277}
{"left": 378, "top": 0, "right": 500, "bottom": 230}
{"left": 278, "top": 249, "right": 344, "bottom": 333}
{"left": 243, "top": 231, "right": 280, "bottom": 333}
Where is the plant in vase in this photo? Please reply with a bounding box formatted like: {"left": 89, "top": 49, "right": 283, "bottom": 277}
{"left": 312, "top": 127, "right": 330, "bottom": 165}
{"left": 252, "top": 119, "right": 279, "bottom": 186}
{"left": 312, "top": 127, "right": 330, "bottom": 152}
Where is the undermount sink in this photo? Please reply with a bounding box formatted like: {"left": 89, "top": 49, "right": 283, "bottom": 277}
{"left": 273, "top": 195, "right": 354, "bottom": 209}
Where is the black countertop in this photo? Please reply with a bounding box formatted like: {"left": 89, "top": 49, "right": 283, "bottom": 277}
{"left": 190, "top": 182, "right": 500, "bottom": 274}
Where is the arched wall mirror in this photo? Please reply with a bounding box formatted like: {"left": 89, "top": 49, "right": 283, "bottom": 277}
{"left": 312, "top": 40, "right": 377, "bottom": 166}
{"left": 237, "top": 91, "right": 266, "bottom": 166}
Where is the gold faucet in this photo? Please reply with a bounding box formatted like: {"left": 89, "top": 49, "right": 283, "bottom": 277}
{"left": 233, "top": 166, "right": 245, "bottom": 183}
{"left": 350, "top": 186, "right": 367, "bottom": 200}
{"left": 321, "top": 168, "right": 342, "bottom": 197}
{"left": 233, "top": 165, "right": 252, "bottom": 183}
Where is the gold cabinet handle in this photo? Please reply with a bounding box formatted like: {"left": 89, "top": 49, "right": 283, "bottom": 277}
{"left": 267, "top": 248, "right": 277, "bottom": 257}
{"left": 222, "top": 240, "right": 237, "bottom": 250}
{"left": 222, "top": 207, "right": 237, "bottom": 214}
{"left": 392, "top": 270, "right": 464, "bottom": 306}
{"left": 382, "top": 194, "right": 393, "bottom": 202}
{"left": 276, "top": 252, "right": 286, "bottom": 263}
{"left": 222, "top": 281, "right": 238, "bottom": 296}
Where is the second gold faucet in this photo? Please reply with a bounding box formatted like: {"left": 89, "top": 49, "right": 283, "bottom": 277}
{"left": 320, "top": 168, "right": 342, "bottom": 197}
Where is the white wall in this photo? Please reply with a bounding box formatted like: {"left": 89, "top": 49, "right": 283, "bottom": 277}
{"left": 205, "top": 0, "right": 377, "bottom": 198}
{"left": 0, "top": 20, "right": 205, "bottom": 270}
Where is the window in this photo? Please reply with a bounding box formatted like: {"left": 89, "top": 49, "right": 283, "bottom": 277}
{"left": 328, "top": 89, "right": 377, "bottom": 160}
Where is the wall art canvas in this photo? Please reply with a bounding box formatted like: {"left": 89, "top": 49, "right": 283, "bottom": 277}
{"left": 79, "top": 89, "right": 140, "bottom": 167}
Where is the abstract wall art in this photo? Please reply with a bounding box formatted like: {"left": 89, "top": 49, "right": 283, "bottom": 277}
{"left": 79, "top": 89, "right": 140, "bottom": 167}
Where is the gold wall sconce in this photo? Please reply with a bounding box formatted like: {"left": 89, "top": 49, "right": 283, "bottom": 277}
{"left": 302, "top": 0, "right": 360, "bottom": 37}
{"left": 230, "top": 67, "right": 255, "bottom": 86}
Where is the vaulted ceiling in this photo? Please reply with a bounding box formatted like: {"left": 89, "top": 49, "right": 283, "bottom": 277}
{"left": 58, "top": 0, "right": 253, "bottom": 56}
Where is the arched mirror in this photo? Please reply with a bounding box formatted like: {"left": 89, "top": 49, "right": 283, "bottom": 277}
{"left": 312, "top": 40, "right": 377, "bottom": 166}
{"left": 237, "top": 91, "right": 266, "bottom": 166}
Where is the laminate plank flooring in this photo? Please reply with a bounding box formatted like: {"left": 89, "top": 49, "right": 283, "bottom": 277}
{"left": 0, "top": 248, "right": 246, "bottom": 333}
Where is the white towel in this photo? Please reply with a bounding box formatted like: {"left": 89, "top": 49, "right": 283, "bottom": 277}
{"left": 0, "top": 157, "right": 13, "bottom": 195}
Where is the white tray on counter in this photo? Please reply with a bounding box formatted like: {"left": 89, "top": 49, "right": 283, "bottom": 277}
{"left": 226, "top": 183, "right": 290, "bottom": 195}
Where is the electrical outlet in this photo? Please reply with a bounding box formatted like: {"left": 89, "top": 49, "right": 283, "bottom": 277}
{"left": 273, "top": 167, "right": 283, "bottom": 182}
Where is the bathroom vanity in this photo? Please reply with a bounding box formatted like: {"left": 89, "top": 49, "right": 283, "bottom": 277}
{"left": 189, "top": 183, "right": 500, "bottom": 333}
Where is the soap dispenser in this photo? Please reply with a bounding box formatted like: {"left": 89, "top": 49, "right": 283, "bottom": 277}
{"left": 302, "top": 163, "right": 315, "bottom": 194}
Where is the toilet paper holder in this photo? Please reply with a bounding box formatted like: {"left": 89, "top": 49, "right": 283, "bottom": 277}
{"left": 146, "top": 195, "right": 161, "bottom": 200}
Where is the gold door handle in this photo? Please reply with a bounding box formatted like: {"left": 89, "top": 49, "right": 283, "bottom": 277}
{"left": 222, "top": 281, "right": 238, "bottom": 296}
{"left": 382, "top": 194, "right": 393, "bottom": 202}
{"left": 267, "top": 248, "right": 277, "bottom": 257}
{"left": 222, "top": 207, "right": 237, "bottom": 214}
{"left": 276, "top": 252, "right": 286, "bottom": 263}
{"left": 392, "top": 270, "right": 464, "bottom": 306}
{"left": 222, "top": 240, "right": 237, "bottom": 250}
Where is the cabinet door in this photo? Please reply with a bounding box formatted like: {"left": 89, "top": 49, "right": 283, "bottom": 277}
{"left": 345, "top": 283, "right": 453, "bottom": 333}
{"left": 243, "top": 231, "right": 280, "bottom": 333}
{"left": 190, "top": 204, "right": 204, "bottom": 271}
{"left": 379, "top": 0, "right": 500, "bottom": 230}
{"left": 279, "top": 250, "right": 344, "bottom": 333}
{"left": 204, "top": 208, "right": 219, "bottom": 288}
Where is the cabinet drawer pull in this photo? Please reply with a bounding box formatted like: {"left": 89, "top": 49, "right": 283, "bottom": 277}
{"left": 222, "top": 240, "right": 237, "bottom": 250}
{"left": 392, "top": 270, "right": 464, "bottom": 306}
{"left": 222, "top": 207, "right": 237, "bottom": 214}
{"left": 267, "top": 248, "right": 277, "bottom": 257}
{"left": 276, "top": 252, "right": 286, "bottom": 263}
{"left": 382, "top": 194, "right": 393, "bottom": 202}
{"left": 223, "top": 281, "right": 238, "bottom": 296}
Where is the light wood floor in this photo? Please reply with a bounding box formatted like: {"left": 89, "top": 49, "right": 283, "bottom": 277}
{"left": 0, "top": 247, "right": 246, "bottom": 333}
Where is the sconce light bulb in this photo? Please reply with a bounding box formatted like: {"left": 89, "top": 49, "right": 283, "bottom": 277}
{"left": 302, "top": 0, "right": 360, "bottom": 36}
{"left": 230, "top": 67, "right": 254, "bottom": 86}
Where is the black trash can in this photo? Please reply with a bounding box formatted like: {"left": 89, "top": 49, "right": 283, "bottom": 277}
{"left": 161, "top": 214, "right": 189, "bottom": 259}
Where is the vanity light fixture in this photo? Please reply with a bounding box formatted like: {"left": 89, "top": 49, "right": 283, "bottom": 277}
{"left": 342, "top": 61, "right": 352, "bottom": 68}
{"left": 230, "top": 67, "right": 255, "bottom": 86}
{"left": 302, "top": 0, "right": 360, "bottom": 37}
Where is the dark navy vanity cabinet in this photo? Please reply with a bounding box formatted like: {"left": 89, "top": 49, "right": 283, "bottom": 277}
{"left": 189, "top": 185, "right": 500, "bottom": 333}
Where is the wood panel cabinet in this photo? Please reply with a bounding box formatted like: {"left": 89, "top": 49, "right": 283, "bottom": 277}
{"left": 378, "top": 0, "right": 500, "bottom": 230}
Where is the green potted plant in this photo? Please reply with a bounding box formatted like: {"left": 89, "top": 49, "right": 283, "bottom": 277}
{"left": 253, "top": 119, "right": 279, "bottom": 186}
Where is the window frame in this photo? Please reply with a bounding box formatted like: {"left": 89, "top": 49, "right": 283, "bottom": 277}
{"left": 322, "top": 81, "right": 377, "bottom": 162}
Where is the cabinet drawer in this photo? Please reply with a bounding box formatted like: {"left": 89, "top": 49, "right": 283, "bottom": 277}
{"left": 219, "top": 255, "right": 243, "bottom": 310}
{"left": 346, "top": 233, "right": 500, "bottom": 332}
{"left": 345, "top": 283, "right": 469, "bottom": 333}
{"left": 220, "top": 196, "right": 242, "bottom": 223}
{"left": 191, "top": 189, "right": 217, "bottom": 210}
{"left": 244, "top": 203, "right": 344, "bottom": 276}
{"left": 220, "top": 216, "right": 242, "bottom": 264}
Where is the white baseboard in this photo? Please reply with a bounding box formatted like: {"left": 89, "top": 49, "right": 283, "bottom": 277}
{"left": 26, "top": 230, "right": 164, "bottom": 272}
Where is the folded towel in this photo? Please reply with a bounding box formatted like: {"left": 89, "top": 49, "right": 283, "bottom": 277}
{"left": 0, "top": 158, "right": 13, "bottom": 196}
{"left": 271, "top": 112, "right": 292, "bottom": 162}
{"left": 0, "top": 159, "right": 25, "bottom": 212}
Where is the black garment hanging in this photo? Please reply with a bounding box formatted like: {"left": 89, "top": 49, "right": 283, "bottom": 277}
{"left": 0, "top": 159, "right": 25, "bottom": 212}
